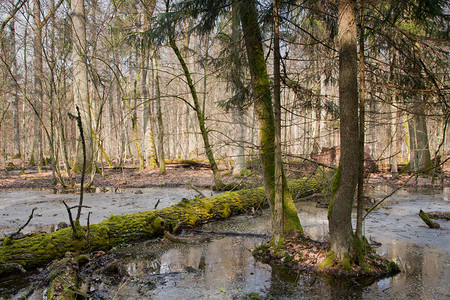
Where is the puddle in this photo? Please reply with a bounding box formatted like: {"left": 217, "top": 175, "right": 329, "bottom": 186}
{"left": 1, "top": 187, "right": 449, "bottom": 299}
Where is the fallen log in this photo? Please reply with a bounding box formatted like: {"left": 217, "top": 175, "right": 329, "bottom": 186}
{"left": 0, "top": 178, "right": 322, "bottom": 276}
{"left": 419, "top": 210, "right": 440, "bottom": 229}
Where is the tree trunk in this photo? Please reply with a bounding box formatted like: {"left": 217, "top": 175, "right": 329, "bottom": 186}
{"left": 231, "top": 106, "right": 247, "bottom": 176}
{"left": 169, "top": 36, "right": 223, "bottom": 187}
{"left": 32, "top": 0, "right": 43, "bottom": 169}
{"left": 230, "top": 4, "right": 247, "bottom": 176}
{"left": 328, "top": 0, "right": 359, "bottom": 262}
{"left": 9, "top": 13, "right": 21, "bottom": 158}
{"left": 407, "top": 98, "right": 432, "bottom": 173}
{"left": 356, "top": 1, "right": 365, "bottom": 241}
{"left": 71, "top": 0, "right": 93, "bottom": 173}
{"left": 272, "top": 0, "right": 284, "bottom": 246}
{"left": 0, "top": 178, "right": 322, "bottom": 276}
{"left": 239, "top": 0, "right": 301, "bottom": 234}
{"left": 141, "top": 36, "right": 152, "bottom": 168}
{"left": 152, "top": 47, "right": 166, "bottom": 173}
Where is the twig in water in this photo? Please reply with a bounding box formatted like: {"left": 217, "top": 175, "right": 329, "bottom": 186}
{"left": 113, "top": 276, "right": 130, "bottom": 300}
{"left": 364, "top": 157, "right": 450, "bottom": 220}
{"left": 154, "top": 199, "right": 160, "bottom": 210}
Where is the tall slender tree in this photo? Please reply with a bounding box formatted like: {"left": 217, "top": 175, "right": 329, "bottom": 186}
{"left": 8, "top": 1, "right": 20, "bottom": 159}
{"left": 239, "top": 0, "right": 302, "bottom": 235}
{"left": 32, "top": 0, "right": 43, "bottom": 168}
{"left": 327, "top": 0, "right": 359, "bottom": 264}
{"left": 71, "top": 0, "right": 94, "bottom": 173}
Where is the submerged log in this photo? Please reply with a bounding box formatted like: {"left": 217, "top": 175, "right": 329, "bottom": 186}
{"left": 163, "top": 230, "right": 210, "bottom": 244}
{"left": 0, "top": 178, "right": 322, "bottom": 276}
{"left": 419, "top": 210, "right": 440, "bottom": 229}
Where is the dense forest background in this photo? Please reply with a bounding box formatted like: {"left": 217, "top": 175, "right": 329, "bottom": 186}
{"left": 0, "top": 0, "right": 448, "bottom": 185}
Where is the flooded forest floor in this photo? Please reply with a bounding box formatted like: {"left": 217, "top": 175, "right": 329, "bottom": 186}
{"left": 0, "top": 160, "right": 449, "bottom": 299}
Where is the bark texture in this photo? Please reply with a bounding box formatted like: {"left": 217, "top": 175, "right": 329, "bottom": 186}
{"left": 329, "top": 0, "right": 359, "bottom": 261}
{"left": 32, "top": 0, "right": 43, "bottom": 167}
{"left": 407, "top": 99, "right": 432, "bottom": 173}
{"left": 71, "top": 0, "right": 94, "bottom": 173}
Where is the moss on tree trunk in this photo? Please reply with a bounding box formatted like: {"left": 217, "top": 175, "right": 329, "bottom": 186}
{"left": 0, "top": 178, "right": 321, "bottom": 276}
{"left": 239, "top": 0, "right": 302, "bottom": 237}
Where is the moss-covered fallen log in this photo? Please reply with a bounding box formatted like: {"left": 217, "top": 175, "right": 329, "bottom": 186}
{"left": 419, "top": 210, "right": 440, "bottom": 229}
{"left": 0, "top": 178, "right": 321, "bottom": 276}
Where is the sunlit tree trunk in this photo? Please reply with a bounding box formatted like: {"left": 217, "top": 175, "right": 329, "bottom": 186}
{"left": 32, "top": 0, "right": 43, "bottom": 169}
{"left": 230, "top": 4, "right": 247, "bottom": 176}
{"left": 71, "top": 0, "right": 93, "bottom": 173}
{"left": 232, "top": 106, "right": 247, "bottom": 176}
{"left": 407, "top": 97, "right": 432, "bottom": 173}
{"left": 272, "top": 0, "right": 284, "bottom": 246}
{"left": 8, "top": 10, "right": 21, "bottom": 158}
{"left": 329, "top": 0, "right": 359, "bottom": 261}
{"left": 152, "top": 47, "right": 166, "bottom": 173}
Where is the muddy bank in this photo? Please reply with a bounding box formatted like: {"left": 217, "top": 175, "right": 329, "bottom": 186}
{"left": 0, "top": 162, "right": 263, "bottom": 191}
{"left": 1, "top": 160, "right": 449, "bottom": 192}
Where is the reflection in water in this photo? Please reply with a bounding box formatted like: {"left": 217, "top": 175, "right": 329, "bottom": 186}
{"left": 119, "top": 237, "right": 272, "bottom": 299}
{"left": 1, "top": 187, "right": 449, "bottom": 299}
{"left": 376, "top": 241, "right": 450, "bottom": 299}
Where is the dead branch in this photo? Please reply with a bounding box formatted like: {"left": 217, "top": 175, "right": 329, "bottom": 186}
{"left": 9, "top": 207, "right": 36, "bottom": 238}
{"left": 63, "top": 201, "right": 76, "bottom": 233}
{"left": 190, "top": 181, "right": 206, "bottom": 198}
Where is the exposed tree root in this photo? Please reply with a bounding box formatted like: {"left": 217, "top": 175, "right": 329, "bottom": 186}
{"left": 254, "top": 234, "right": 400, "bottom": 282}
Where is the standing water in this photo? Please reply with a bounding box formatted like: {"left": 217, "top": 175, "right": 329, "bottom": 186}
{"left": 0, "top": 186, "right": 449, "bottom": 299}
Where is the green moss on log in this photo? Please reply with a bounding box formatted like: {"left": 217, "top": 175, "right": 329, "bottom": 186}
{"left": 0, "top": 178, "right": 320, "bottom": 276}
{"left": 419, "top": 210, "right": 440, "bottom": 229}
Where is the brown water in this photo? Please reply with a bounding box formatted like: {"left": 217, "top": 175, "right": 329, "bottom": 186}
{"left": 1, "top": 186, "right": 449, "bottom": 299}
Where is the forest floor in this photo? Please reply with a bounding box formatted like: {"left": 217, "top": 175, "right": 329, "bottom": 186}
{"left": 0, "top": 159, "right": 449, "bottom": 191}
